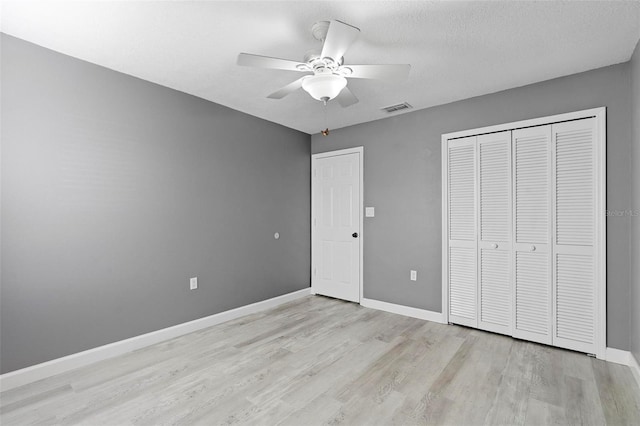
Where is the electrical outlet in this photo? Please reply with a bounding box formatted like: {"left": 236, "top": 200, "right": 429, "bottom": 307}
{"left": 410, "top": 270, "right": 417, "bottom": 281}
{"left": 190, "top": 277, "right": 198, "bottom": 290}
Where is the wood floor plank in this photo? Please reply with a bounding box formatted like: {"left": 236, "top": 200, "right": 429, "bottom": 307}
{"left": 483, "top": 375, "right": 530, "bottom": 426}
{"left": 528, "top": 343, "right": 565, "bottom": 407}
{"left": 563, "top": 375, "right": 606, "bottom": 426}
{"left": 524, "top": 397, "right": 567, "bottom": 425}
{"left": 331, "top": 336, "right": 414, "bottom": 403}
{"left": 1, "top": 295, "right": 639, "bottom": 426}
{"left": 279, "top": 338, "right": 391, "bottom": 408}
{"left": 277, "top": 394, "right": 341, "bottom": 426}
{"left": 432, "top": 332, "right": 510, "bottom": 425}
{"left": 0, "top": 384, "right": 72, "bottom": 415}
{"left": 592, "top": 358, "right": 640, "bottom": 425}
{"left": 326, "top": 389, "right": 405, "bottom": 426}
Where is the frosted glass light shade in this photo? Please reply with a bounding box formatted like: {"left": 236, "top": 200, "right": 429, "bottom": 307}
{"left": 302, "top": 74, "right": 347, "bottom": 101}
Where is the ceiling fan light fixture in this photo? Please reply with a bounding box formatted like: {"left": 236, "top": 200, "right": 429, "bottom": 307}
{"left": 239, "top": 19, "right": 410, "bottom": 109}
{"left": 302, "top": 74, "right": 347, "bottom": 102}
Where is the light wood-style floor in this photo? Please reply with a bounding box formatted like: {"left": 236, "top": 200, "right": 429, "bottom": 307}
{"left": 1, "top": 295, "right": 639, "bottom": 425}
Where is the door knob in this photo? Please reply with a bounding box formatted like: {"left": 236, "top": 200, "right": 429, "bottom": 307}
{"left": 491, "top": 243, "right": 498, "bottom": 249}
{"left": 530, "top": 245, "right": 536, "bottom": 252}
{"left": 352, "top": 232, "right": 358, "bottom": 238}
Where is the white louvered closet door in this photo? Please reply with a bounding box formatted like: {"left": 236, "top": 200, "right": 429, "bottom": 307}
{"left": 552, "top": 118, "right": 598, "bottom": 354}
{"left": 447, "top": 136, "right": 477, "bottom": 328}
{"left": 477, "top": 132, "right": 512, "bottom": 335}
{"left": 512, "top": 125, "right": 552, "bottom": 345}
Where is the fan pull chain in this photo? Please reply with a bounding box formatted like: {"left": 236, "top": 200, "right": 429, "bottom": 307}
{"left": 321, "top": 100, "right": 330, "bottom": 136}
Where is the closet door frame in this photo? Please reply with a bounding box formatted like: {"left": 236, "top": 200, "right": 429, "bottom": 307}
{"left": 441, "top": 107, "right": 606, "bottom": 359}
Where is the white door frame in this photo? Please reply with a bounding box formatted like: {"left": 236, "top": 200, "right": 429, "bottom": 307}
{"left": 311, "top": 146, "right": 364, "bottom": 303}
{"left": 442, "top": 107, "right": 606, "bottom": 359}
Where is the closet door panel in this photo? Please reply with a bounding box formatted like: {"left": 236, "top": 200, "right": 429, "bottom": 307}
{"left": 555, "top": 120, "right": 594, "bottom": 246}
{"left": 449, "top": 246, "right": 477, "bottom": 323}
{"left": 480, "top": 247, "right": 511, "bottom": 333}
{"left": 555, "top": 252, "right": 594, "bottom": 346}
{"left": 447, "top": 136, "right": 477, "bottom": 327}
{"left": 512, "top": 125, "right": 552, "bottom": 345}
{"left": 552, "top": 118, "right": 597, "bottom": 354}
{"left": 477, "top": 132, "right": 512, "bottom": 335}
{"left": 448, "top": 138, "right": 476, "bottom": 242}
{"left": 515, "top": 251, "right": 550, "bottom": 336}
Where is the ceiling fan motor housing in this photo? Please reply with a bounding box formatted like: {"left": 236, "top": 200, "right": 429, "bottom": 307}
{"left": 299, "top": 54, "right": 345, "bottom": 74}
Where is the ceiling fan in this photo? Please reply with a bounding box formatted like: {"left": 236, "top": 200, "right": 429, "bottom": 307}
{"left": 237, "top": 20, "right": 411, "bottom": 107}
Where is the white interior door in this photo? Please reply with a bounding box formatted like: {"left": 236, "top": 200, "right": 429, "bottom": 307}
{"left": 477, "top": 131, "right": 512, "bottom": 335}
{"left": 447, "top": 136, "right": 478, "bottom": 328}
{"left": 512, "top": 125, "right": 552, "bottom": 345}
{"left": 311, "top": 149, "right": 361, "bottom": 303}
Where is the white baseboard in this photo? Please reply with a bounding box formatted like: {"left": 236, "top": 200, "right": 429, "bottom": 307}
{"left": 605, "top": 347, "right": 631, "bottom": 365}
{"left": 360, "top": 297, "right": 446, "bottom": 324}
{"left": 605, "top": 347, "right": 640, "bottom": 387}
{"left": 630, "top": 352, "right": 640, "bottom": 388}
{"left": 0, "top": 288, "right": 310, "bottom": 392}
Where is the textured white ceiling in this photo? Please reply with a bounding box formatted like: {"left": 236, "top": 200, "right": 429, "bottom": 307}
{"left": 2, "top": 1, "right": 640, "bottom": 134}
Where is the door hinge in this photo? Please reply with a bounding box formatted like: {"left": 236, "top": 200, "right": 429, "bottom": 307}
{"left": 313, "top": 268, "right": 317, "bottom": 276}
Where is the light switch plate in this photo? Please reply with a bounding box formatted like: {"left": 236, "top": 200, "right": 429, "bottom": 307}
{"left": 365, "top": 207, "right": 375, "bottom": 217}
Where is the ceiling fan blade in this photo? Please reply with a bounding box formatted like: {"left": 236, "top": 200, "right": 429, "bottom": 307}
{"left": 320, "top": 20, "right": 360, "bottom": 61}
{"left": 267, "top": 77, "right": 307, "bottom": 99}
{"left": 336, "top": 86, "right": 359, "bottom": 107}
{"left": 237, "top": 53, "right": 305, "bottom": 72}
{"left": 344, "top": 64, "right": 411, "bottom": 81}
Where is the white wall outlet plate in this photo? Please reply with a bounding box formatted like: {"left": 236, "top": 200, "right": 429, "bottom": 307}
{"left": 365, "top": 207, "right": 375, "bottom": 217}
{"left": 190, "top": 277, "right": 198, "bottom": 290}
{"left": 410, "top": 270, "right": 417, "bottom": 281}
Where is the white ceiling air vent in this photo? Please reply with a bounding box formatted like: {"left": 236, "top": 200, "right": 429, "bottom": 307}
{"left": 381, "top": 102, "right": 413, "bottom": 113}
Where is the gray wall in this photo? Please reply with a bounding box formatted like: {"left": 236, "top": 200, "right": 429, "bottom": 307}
{"left": 312, "top": 62, "right": 633, "bottom": 350}
{"left": 631, "top": 40, "right": 640, "bottom": 364}
{"left": 0, "top": 35, "right": 311, "bottom": 374}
